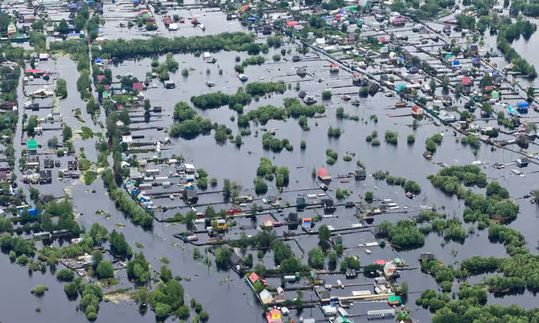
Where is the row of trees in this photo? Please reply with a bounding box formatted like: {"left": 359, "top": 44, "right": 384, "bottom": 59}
{"left": 261, "top": 133, "right": 293, "bottom": 152}
{"left": 96, "top": 32, "right": 256, "bottom": 59}
{"left": 102, "top": 169, "right": 154, "bottom": 229}
{"left": 242, "top": 99, "right": 324, "bottom": 128}
{"left": 190, "top": 88, "right": 250, "bottom": 111}
{"left": 371, "top": 170, "right": 421, "bottom": 195}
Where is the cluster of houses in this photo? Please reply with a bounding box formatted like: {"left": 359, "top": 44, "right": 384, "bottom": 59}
{"left": 124, "top": 159, "right": 200, "bottom": 211}
{"left": 245, "top": 256, "right": 408, "bottom": 323}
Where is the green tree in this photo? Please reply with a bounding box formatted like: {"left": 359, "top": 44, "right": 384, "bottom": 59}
{"left": 57, "top": 268, "right": 75, "bottom": 282}
{"left": 215, "top": 247, "right": 232, "bottom": 270}
{"left": 57, "top": 19, "right": 69, "bottom": 34}
{"left": 95, "top": 261, "right": 114, "bottom": 279}
{"left": 318, "top": 225, "right": 331, "bottom": 245}
{"left": 160, "top": 265, "right": 173, "bottom": 282}
{"left": 308, "top": 246, "right": 325, "bottom": 269}
{"left": 127, "top": 253, "right": 151, "bottom": 284}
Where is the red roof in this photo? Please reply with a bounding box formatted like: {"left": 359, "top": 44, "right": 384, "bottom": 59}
{"left": 461, "top": 77, "right": 472, "bottom": 86}
{"left": 248, "top": 272, "right": 260, "bottom": 284}
{"left": 318, "top": 167, "right": 331, "bottom": 180}
{"left": 286, "top": 20, "right": 298, "bottom": 27}
{"left": 24, "top": 69, "right": 44, "bottom": 74}
{"left": 374, "top": 259, "right": 386, "bottom": 266}
{"left": 163, "top": 16, "right": 172, "bottom": 24}
{"left": 132, "top": 82, "right": 144, "bottom": 91}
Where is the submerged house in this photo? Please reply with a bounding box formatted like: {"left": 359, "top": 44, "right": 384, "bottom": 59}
{"left": 317, "top": 167, "right": 332, "bottom": 181}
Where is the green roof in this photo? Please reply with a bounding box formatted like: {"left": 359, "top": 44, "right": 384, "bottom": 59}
{"left": 388, "top": 294, "right": 402, "bottom": 304}
{"left": 26, "top": 139, "right": 38, "bottom": 151}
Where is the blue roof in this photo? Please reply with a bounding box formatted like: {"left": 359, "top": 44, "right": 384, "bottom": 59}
{"left": 95, "top": 57, "right": 102, "bottom": 63}
{"left": 517, "top": 101, "right": 529, "bottom": 108}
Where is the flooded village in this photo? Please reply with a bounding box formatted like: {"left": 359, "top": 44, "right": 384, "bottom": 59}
{"left": 1, "top": 0, "right": 539, "bottom": 321}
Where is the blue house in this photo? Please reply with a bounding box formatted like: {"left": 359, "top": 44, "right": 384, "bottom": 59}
{"left": 517, "top": 101, "right": 529, "bottom": 113}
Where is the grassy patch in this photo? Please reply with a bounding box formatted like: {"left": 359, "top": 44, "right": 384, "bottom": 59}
{"left": 84, "top": 171, "right": 98, "bottom": 185}
{"left": 80, "top": 126, "right": 94, "bottom": 140}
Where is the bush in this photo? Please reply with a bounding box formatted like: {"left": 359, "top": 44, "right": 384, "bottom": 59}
{"left": 322, "top": 90, "right": 332, "bottom": 100}
{"left": 407, "top": 134, "right": 415, "bottom": 145}
{"left": 404, "top": 180, "right": 421, "bottom": 195}
{"left": 95, "top": 261, "right": 114, "bottom": 279}
{"left": 64, "top": 282, "right": 79, "bottom": 299}
{"left": 327, "top": 126, "right": 342, "bottom": 138}
{"left": 308, "top": 247, "right": 324, "bottom": 269}
{"left": 254, "top": 177, "right": 268, "bottom": 195}
{"left": 55, "top": 78, "right": 68, "bottom": 99}
{"left": 57, "top": 268, "right": 75, "bottom": 282}
{"left": 385, "top": 131, "right": 398, "bottom": 145}
{"left": 31, "top": 284, "right": 48, "bottom": 296}
{"left": 365, "top": 191, "right": 374, "bottom": 203}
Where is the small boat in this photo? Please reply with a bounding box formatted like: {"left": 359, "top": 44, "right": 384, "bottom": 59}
{"left": 341, "top": 94, "right": 351, "bottom": 101}
{"left": 238, "top": 74, "right": 248, "bottom": 82}
{"left": 351, "top": 99, "right": 360, "bottom": 106}
{"left": 303, "top": 96, "right": 317, "bottom": 105}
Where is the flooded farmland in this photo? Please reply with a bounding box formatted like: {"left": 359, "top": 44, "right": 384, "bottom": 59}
{"left": 1, "top": 0, "right": 539, "bottom": 322}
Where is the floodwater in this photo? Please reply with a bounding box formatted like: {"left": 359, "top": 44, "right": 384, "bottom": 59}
{"left": 3, "top": 5, "right": 539, "bottom": 323}
{"left": 511, "top": 17, "right": 539, "bottom": 87}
